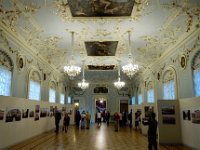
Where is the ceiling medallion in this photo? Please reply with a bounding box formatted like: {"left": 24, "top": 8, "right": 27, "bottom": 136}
{"left": 122, "top": 31, "right": 139, "bottom": 78}
{"left": 64, "top": 32, "right": 81, "bottom": 79}
{"left": 78, "top": 60, "right": 89, "bottom": 90}
{"left": 114, "top": 60, "right": 125, "bottom": 90}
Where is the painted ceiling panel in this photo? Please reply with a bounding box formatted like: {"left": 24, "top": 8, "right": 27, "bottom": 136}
{"left": 0, "top": 0, "right": 199, "bottom": 82}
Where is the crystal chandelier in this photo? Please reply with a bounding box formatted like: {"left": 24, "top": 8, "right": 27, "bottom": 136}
{"left": 122, "top": 31, "right": 139, "bottom": 78}
{"left": 78, "top": 60, "right": 89, "bottom": 90}
{"left": 64, "top": 32, "right": 81, "bottom": 79}
{"left": 114, "top": 60, "right": 125, "bottom": 89}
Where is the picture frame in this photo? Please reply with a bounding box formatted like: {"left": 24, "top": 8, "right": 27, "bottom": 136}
{"left": 180, "top": 54, "right": 187, "bottom": 69}
{"left": 17, "top": 55, "right": 26, "bottom": 71}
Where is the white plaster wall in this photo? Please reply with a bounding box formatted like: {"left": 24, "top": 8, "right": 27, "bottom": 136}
{"left": 0, "top": 96, "right": 73, "bottom": 149}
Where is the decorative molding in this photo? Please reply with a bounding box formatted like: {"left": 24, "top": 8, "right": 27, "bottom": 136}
{"left": 0, "top": 49, "right": 13, "bottom": 70}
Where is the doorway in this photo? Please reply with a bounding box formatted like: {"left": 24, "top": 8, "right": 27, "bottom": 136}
{"left": 120, "top": 100, "right": 128, "bottom": 113}
{"left": 95, "top": 98, "right": 107, "bottom": 122}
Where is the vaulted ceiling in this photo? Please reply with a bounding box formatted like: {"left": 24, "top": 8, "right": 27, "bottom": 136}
{"left": 0, "top": 0, "right": 200, "bottom": 83}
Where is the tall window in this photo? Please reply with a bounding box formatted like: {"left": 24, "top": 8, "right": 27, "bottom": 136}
{"left": 60, "top": 93, "right": 65, "bottom": 104}
{"left": 0, "top": 50, "right": 12, "bottom": 96}
{"left": 68, "top": 96, "right": 71, "bottom": 104}
{"left": 193, "top": 68, "right": 200, "bottom": 96}
{"left": 132, "top": 96, "right": 135, "bottom": 105}
{"left": 0, "top": 66, "right": 12, "bottom": 96}
{"left": 28, "top": 70, "right": 41, "bottom": 101}
{"left": 147, "top": 82, "right": 154, "bottom": 103}
{"left": 29, "top": 80, "right": 41, "bottom": 100}
{"left": 163, "top": 70, "right": 176, "bottom": 100}
{"left": 49, "top": 81, "right": 56, "bottom": 103}
{"left": 138, "top": 94, "right": 142, "bottom": 105}
{"left": 192, "top": 51, "right": 200, "bottom": 96}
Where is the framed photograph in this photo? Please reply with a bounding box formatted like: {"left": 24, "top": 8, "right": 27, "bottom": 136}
{"left": 0, "top": 109, "right": 5, "bottom": 120}
{"left": 183, "top": 110, "right": 191, "bottom": 120}
{"left": 161, "top": 105, "right": 176, "bottom": 124}
{"left": 180, "top": 54, "right": 187, "bottom": 69}
{"left": 191, "top": 109, "right": 200, "bottom": 124}
{"left": 6, "top": 108, "right": 21, "bottom": 122}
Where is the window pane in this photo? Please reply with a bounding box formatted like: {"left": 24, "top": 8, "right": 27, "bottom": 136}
{"left": 138, "top": 94, "right": 142, "bottom": 105}
{"left": 132, "top": 96, "right": 135, "bottom": 105}
{"left": 49, "top": 88, "right": 56, "bottom": 103}
{"left": 68, "top": 96, "right": 71, "bottom": 104}
{"left": 194, "top": 68, "right": 200, "bottom": 96}
{"left": 60, "top": 93, "right": 65, "bottom": 104}
{"left": 28, "top": 80, "right": 41, "bottom": 101}
{"left": 147, "top": 89, "right": 154, "bottom": 103}
{"left": 163, "top": 80, "right": 175, "bottom": 100}
{"left": 0, "top": 66, "right": 11, "bottom": 96}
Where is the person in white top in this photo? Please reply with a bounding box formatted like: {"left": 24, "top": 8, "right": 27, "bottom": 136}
{"left": 97, "top": 111, "right": 101, "bottom": 127}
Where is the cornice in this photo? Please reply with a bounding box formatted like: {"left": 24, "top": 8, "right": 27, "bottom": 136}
{"left": 0, "top": 22, "right": 61, "bottom": 76}
{"left": 148, "top": 27, "right": 200, "bottom": 72}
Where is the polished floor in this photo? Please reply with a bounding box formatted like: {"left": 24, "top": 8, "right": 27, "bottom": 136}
{"left": 9, "top": 123, "right": 191, "bottom": 150}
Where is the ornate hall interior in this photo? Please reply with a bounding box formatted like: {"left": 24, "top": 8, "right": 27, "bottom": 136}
{"left": 0, "top": 0, "right": 200, "bottom": 149}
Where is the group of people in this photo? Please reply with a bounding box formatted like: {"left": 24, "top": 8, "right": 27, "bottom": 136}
{"left": 54, "top": 106, "right": 70, "bottom": 134}
{"left": 55, "top": 107, "right": 158, "bottom": 150}
{"left": 96, "top": 110, "right": 111, "bottom": 127}
{"left": 75, "top": 110, "right": 91, "bottom": 129}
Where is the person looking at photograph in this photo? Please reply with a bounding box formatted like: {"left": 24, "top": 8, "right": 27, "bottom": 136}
{"left": 142, "top": 112, "right": 158, "bottom": 150}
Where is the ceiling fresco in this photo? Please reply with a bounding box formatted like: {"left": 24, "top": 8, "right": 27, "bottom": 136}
{"left": 68, "top": 0, "right": 135, "bottom": 17}
{"left": 0, "top": 0, "right": 200, "bottom": 83}
{"left": 85, "top": 41, "right": 118, "bottom": 56}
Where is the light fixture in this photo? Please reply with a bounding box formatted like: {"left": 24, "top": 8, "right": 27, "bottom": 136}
{"left": 64, "top": 31, "right": 81, "bottom": 79}
{"left": 122, "top": 31, "right": 139, "bottom": 78}
{"left": 114, "top": 60, "right": 125, "bottom": 90}
{"left": 78, "top": 60, "right": 89, "bottom": 90}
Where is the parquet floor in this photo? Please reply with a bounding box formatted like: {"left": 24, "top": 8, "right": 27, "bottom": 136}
{"left": 8, "top": 123, "right": 192, "bottom": 150}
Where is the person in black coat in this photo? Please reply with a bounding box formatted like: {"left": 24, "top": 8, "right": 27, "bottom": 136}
{"left": 143, "top": 112, "right": 158, "bottom": 150}
{"left": 54, "top": 106, "right": 61, "bottom": 134}
{"left": 63, "top": 113, "right": 70, "bottom": 132}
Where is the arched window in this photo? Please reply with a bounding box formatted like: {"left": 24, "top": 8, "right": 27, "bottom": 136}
{"left": 138, "top": 87, "right": 142, "bottom": 105}
{"left": 60, "top": 93, "right": 65, "bottom": 104}
{"left": 192, "top": 50, "right": 200, "bottom": 96}
{"left": 147, "top": 81, "right": 154, "bottom": 103}
{"left": 49, "top": 81, "right": 56, "bottom": 103}
{"left": 132, "top": 96, "right": 135, "bottom": 105}
{"left": 0, "top": 50, "right": 13, "bottom": 96}
{"left": 162, "top": 68, "right": 176, "bottom": 100}
{"left": 28, "top": 70, "right": 41, "bottom": 101}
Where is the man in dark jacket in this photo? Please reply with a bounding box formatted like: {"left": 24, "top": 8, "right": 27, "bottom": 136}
{"left": 143, "top": 112, "right": 158, "bottom": 150}
{"left": 54, "top": 106, "right": 61, "bottom": 134}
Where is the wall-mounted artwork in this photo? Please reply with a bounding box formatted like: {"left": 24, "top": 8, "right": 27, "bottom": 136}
{"left": 50, "top": 106, "right": 54, "bottom": 117}
{"left": 35, "top": 105, "right": 40, "bottom": 113}
{"left": 40, "top": 108, "right": 48, "bottom": 118}
{"left": 191, "top": 110, "right": 200, "bottom": 124}
{"left": 22, "top": 109, "right": 29, "bottom": 118}
{"left": 6, "top": 108, "right": 21, "bottom": 122}
{"left": 161, "top": 105, "right": 176, "bottom": 124}
{"left": 85, "top": 41, "right": 118, "bottom": 56}
{"left": 182, "top": 110, "right": 191, "bottom": 120}
{"left": 180, "top": 54, "right": 187, "bottom": 69}
{"left": 0, "top": 109, "right": 5, "bottom": 120}
{"left": 68, "top": 0, "right": 135, "bottom": 17}
{"left": 17, "top": 55, "right": 26, "bottom": 71}
{"left": 29, "top": 110, "right": 34, "bottom": 118}
{"left": 35, "top": 105, "right": 40, "bottom": 121}
{"left": 94, "top": 87, "right": 108, "bottom": 93}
